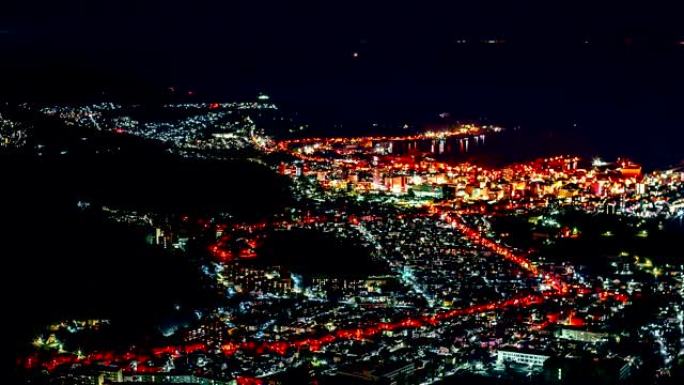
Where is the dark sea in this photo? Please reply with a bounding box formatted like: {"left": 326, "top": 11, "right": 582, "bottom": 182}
{"left": 3, "top": 1, "right": 684, "bottom": 170}
{"left": 222, "top": 45, "right": 684, "bottom": 170}
{"left": 2, "top": 24, "right": 683, "bottom": 170}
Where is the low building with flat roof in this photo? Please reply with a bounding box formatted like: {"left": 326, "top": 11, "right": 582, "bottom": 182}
{"left": 496, "top": 348, "right": 551, "bottom": 368}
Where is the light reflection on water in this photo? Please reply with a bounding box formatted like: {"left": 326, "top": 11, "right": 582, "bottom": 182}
{"left": 371, "top": 125, "right": 678, "bottom": 170}
{"left": 381, "top": 132, "right": 523, "bottom": 167}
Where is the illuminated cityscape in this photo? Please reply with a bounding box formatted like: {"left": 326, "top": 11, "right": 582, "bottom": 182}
{"left": 4, "top": 100, "right": 682, "bottom": 385}
{"left": 3, "top": 2, "right": 684, "bottom": 385}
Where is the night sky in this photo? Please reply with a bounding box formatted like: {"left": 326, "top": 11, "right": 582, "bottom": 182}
{"left": 2, "top": 1, "right": 684, "bottom": 166}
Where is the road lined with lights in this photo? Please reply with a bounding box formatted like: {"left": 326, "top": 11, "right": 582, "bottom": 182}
{"left": 24, "top": 213, "right": 628, "bottom": 385}
{"left": 25, "top": 208, "right": 578, "bottom": 382}
{"left": 23, "top": 182, "right": 633, "bottom": 385}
